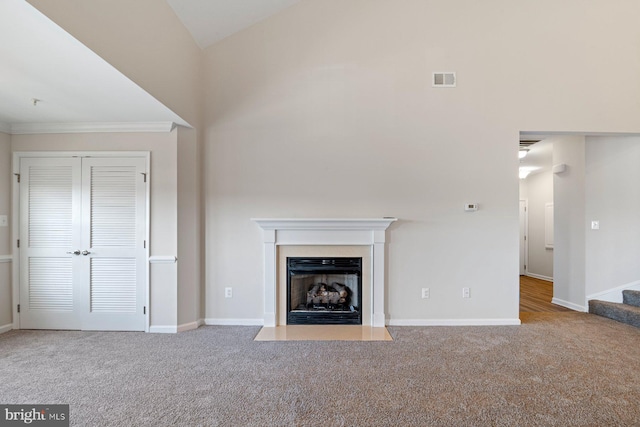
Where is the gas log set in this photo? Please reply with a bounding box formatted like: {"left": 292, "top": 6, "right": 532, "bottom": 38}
{"left": 305, "top": 282, "right": 350, "bottom": 309}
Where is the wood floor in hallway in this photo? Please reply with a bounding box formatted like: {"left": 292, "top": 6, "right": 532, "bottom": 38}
{"left": 520, "top": 275, "right": 573, "bottom": 313}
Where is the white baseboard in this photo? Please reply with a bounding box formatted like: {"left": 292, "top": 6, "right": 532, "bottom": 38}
{"left": 0, "top": 323, "right": 13, "bottom": 334}
{"left": 204, "top": 318, "right": 264, "bottom": 326}
{"left": 586, "top": 280, "right": 640, "bottom": 304}
{"left": 149, "top": 325, "right": 178, "bottom": 334}
{"left": 551, "top": 298, "right": 586, "bottom": 312}
{"left": 146, "top": 320, "right": 206, "bottom": 333}
{"left": 388, "top": 318, "right": 521, "bottom": 326}
{"left": 177, "top": 321, "right": 200, "bottom": 333}
{"left": 526, "top": 273, "right": 553, "bottom": 282}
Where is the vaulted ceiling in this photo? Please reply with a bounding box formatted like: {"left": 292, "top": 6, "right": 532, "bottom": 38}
{"left": 166, "top": 0, "right": 302, "bottom": 49}
{"left": 0, "top": 0, "right": 189, "bottom": 133}
{"left": 2, "top": 0, "right": 302, "bottom": 133}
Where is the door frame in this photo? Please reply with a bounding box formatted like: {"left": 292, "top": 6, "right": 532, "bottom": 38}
{"left": 11, "top": 151, "right": 151, "bottom": 332}
{"left": 519, "top": 199, "right": 529, "bottom": 276}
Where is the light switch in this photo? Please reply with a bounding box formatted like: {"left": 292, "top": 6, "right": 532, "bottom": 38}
{"left": 591, "top": 220, "right": 599, "bottom": 230}
{"left": 0, "top": 215, "right": 7, "bottom": 227}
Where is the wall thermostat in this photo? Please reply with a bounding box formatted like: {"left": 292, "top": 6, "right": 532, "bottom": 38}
{"left": 464, "top": 203, "right": 478, "bottom": 212}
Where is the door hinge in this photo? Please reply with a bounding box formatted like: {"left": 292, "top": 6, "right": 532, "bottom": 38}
{"left": 524, "top": 236, "right": 527, "bottom": 241}
{"left": 14, "top": 173, "right": 20, "bottom": 183}
{"left": 141, "top": 172, "right": 147, "bottom": 183}
{"left": 524, "top": 265, "right": 527, "bottom": 270}
{"left": 17, "top": 304, "right": 20, "bottom": 313}
{"left": 17, "top": 239, "right": 19, "bottom": 248}
{"left": 143, "top": 306, "right": 146, "bottom": 315}
{"left": 144, "top": 240, "right": 146, "bottom": 249}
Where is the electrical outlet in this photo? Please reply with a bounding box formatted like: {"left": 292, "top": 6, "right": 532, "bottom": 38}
{"left": 462, "top": 287, "right": 470, "bottom": 298}
{"left": 421, "top": 288, "right": 430, "bottom": 299}
{"left": 225, "top": 287, "right": 232, "bottom": 298}
{"left": 591, "top": 220, "right": 600, "bottom": 230}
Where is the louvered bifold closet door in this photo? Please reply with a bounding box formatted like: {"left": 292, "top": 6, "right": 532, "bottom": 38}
{"left": 80, "top": 158, "right": 146, "bottom": 331}
{"left": 19, "top": 158, "right": 82, "bottom": 330}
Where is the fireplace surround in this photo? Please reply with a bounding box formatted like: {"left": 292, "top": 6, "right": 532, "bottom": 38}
{"left": 252, "top": 218, "right": 397, "bottom": 327}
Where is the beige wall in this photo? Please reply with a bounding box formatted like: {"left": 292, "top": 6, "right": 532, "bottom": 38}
{"left": 585, "top": 136, "right": 640, "bottom": 297}
{"left": 202, "top": 0, "right": 640, "bottom": 323}
{"left": 553, "top": 136, "right": 587, "bottom": 310}
{"left": 177, "top": 126, "right": 202, "bottom": 326}
{"left": 0, "top": 132, "right": 11, "bottom": 328}
{"left": 11, "top": 131, "right": 179, "bottom": 328}
{"left": 522, "top": 169, "right": 554, "bottom": 279}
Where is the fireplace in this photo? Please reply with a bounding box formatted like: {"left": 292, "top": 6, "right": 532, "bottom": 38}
{"left": 287, "top": 257, "right": 362, "bottom": 325}
{"left": 252, "top": 218, "right": 397, "bottom": 327}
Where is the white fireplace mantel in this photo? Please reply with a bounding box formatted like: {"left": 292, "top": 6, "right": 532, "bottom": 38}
{"left": 252, "top": 218, "right": 397, "bottom": 327}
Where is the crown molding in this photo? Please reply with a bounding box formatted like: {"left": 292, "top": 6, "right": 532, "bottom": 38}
{"left": 0, "top": 122, "right": 10, "bottom": 134}
{"left": 8, "top": 121, "right": 177, "bottom": 135}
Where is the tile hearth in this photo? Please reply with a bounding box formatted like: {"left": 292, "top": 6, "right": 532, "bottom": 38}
{"left": 254, "top": 325, "right": 393, "bottom": 341}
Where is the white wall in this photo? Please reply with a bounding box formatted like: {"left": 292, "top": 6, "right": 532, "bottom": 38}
{"left": 585, "top": 136, "right": 640, "bottom": 297}
{"left": 553, "top": 136, "right": 586, "bottom": 310}
{"left": 11, "top": 131, "right": 179, "bottom": 329}
{"left": 521, "top": 170, "right": 553, "bottom": 279}
{"left": 0, "top": 132, "right": 12, "bottom": 330}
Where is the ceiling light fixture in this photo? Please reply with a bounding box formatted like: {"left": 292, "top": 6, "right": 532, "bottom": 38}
{"left": 518, "top": 149, "right": 529, "bottom": 159}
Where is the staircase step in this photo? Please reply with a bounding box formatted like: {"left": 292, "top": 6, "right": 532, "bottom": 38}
{"left": 622, "top": 290, "right": 640, "bottom": 308}
{"left": 589, "top": 299, "right": 640, "bottom": 328}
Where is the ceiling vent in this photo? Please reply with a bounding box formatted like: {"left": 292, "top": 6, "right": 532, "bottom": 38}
{"left": 519, "top": 139, "right": 540, "bottom": 149}
{"left": 432, "top": 72, "right": 456, "bottom": 87}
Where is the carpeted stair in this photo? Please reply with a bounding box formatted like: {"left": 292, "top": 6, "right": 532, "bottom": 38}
{"left": 589, "top": 290, "right": 640, "bottom": 328}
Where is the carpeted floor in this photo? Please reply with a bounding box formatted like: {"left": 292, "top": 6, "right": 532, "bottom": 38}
{"left": 1, "top": 312, "right": 639, "bottom": 426}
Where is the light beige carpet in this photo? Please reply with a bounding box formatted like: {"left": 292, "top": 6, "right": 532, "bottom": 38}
{"left": 1, "top": 312, "right": 639, "bottom": 426}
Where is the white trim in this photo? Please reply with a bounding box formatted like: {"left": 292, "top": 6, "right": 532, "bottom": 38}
{"left": 0, "top": 324, "right": 13, "bottom": 334}
{"left": 149, "top": 255, "right": 177, "bottom": 264}
{"left": 177, "top": 321, "right": 200, "bottom": 332}
{"left": 149, "top": 325, "right": 178, "bottom": 334}
{"left": 551, "top": 297, "right": 585, "bottom": 312}
{"left": 252, "top": 218, "right": 397, "bottom": 231}
{"left": 525, "top": 273, "right": 553, "bottom": 282}
{"left": 586, "top": 280, "right": 640, "bottom": 305}
{"left": 388, "top": 318, "right": 522, "bottom": 326}
{"left": 0, "top": 255, "right": 12, "bottom": 263}
{"left": 0, "top": 122, "right": 10, "bottom": 134}
{"left": 204, "top": 318, "right": 264, "bottom": 326}
{"left": 9, "top": 122, "right": 176, "bottom": 135}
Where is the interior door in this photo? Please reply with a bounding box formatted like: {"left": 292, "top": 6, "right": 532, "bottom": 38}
{"left": 19, "top": 156, "right": 147, "bottom": 331}
{"left": 19, "top": 157, "right": 82, "bottom": 329}
{"left": 80, "top": 158, "right": 146, "bottom": 331}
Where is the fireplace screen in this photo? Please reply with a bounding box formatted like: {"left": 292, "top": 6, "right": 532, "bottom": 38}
{"left": 287, "top": 257, "right": 362, "bottom": 325}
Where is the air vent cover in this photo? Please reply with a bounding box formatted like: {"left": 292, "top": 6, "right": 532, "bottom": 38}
{"left": 433, "top": 72, "right": 456, "bottom": 87}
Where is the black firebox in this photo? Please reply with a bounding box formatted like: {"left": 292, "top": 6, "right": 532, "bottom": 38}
{"left": 287, "top": 257, "right": 362, "bottom": 325}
